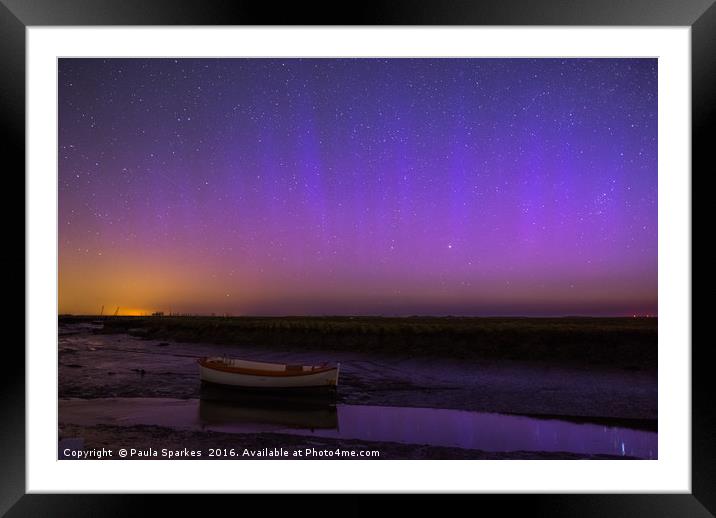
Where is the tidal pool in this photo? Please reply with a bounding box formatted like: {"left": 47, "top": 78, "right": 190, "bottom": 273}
{"left": 59, "top": 397, "right": 657, "bottom": 459}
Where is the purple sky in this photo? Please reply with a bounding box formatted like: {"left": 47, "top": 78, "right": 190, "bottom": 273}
{"left": 58, "top": 58, "right": 657, "bottom": 316}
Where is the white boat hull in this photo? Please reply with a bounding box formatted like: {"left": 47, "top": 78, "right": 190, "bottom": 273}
{"left": 199, "top": 363, "right": 339, "bottom": 389}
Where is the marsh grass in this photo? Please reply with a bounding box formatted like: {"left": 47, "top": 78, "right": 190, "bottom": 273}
{"left": 60, "top": 315, "right": 656, "bottom": 369}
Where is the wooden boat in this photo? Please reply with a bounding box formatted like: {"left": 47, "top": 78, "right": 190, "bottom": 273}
{"left": 197, "top": 356, "right": 339, "bottom": 389}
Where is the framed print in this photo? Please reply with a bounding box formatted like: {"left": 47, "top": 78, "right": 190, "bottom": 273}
{"left": 7, "top": 0, "right": 709, "bottom": 513}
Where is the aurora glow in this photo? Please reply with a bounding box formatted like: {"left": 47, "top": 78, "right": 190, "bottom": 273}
{"left": 58, "top": 58, "right": 657, "bottom": 316}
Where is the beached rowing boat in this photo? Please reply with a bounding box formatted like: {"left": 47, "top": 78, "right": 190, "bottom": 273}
{"left": 197, "top": 356, "right": 340, "bottom": 389}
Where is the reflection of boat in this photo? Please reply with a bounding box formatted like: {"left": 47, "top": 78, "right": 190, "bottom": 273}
{"left": 198, "top": 395, "right": 338, "bottom": 430}
{"left": 199, "top": 381, "right": 337, "bottom": 405}
{"left": 198, "top": 356, "right": 339, "bottom": 389}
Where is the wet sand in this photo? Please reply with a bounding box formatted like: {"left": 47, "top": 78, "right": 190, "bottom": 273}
{"left": 58, "top": 321, "right": 657, "bottom": 459}
{"left": 60, "top": 322, "right": 657, "bottom": 420}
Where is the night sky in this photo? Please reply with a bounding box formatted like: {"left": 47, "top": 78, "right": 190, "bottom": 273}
{"left": 58, "top": 59, "right": 657, "bottom": 316}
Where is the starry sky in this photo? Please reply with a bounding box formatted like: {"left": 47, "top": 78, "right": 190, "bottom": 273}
{"left": 58, "top": 58, "right": 657, "bottom": 317}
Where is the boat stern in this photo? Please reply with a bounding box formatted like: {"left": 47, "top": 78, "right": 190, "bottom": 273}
{"left": 329, "top": 362, "right": 340, "bottom": 387}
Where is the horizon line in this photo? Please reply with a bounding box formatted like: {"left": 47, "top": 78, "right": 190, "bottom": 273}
{"left": 59, "top": 313, "right": 658, "bottom": 319}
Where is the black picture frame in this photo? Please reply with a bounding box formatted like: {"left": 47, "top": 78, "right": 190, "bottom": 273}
{"left": 6, "top": 0, "right": 708, "bottom": 513}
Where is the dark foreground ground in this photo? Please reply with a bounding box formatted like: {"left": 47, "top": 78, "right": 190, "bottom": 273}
{"left": 59, "top": 423, "right": 635, "bottom": 460}
{"left": 58, "top": 316, "right": 657, "bottom": 459}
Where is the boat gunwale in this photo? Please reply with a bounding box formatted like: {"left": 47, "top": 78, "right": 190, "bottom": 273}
{"left": 197, "top": 357, "right": 338, "bottom": 378}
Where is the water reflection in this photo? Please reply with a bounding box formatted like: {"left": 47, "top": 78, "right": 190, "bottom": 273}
{"left": 198, "top": 395, "right": 657, "bottom": 459}
{"left": 199, "top": 397, "right": 338, "bottom": 430}
{"left": 327, "top": 405, "right": 657, "bottom": 459}
{"left": 60, "top": 396, "right": 658, "bottom": 459}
